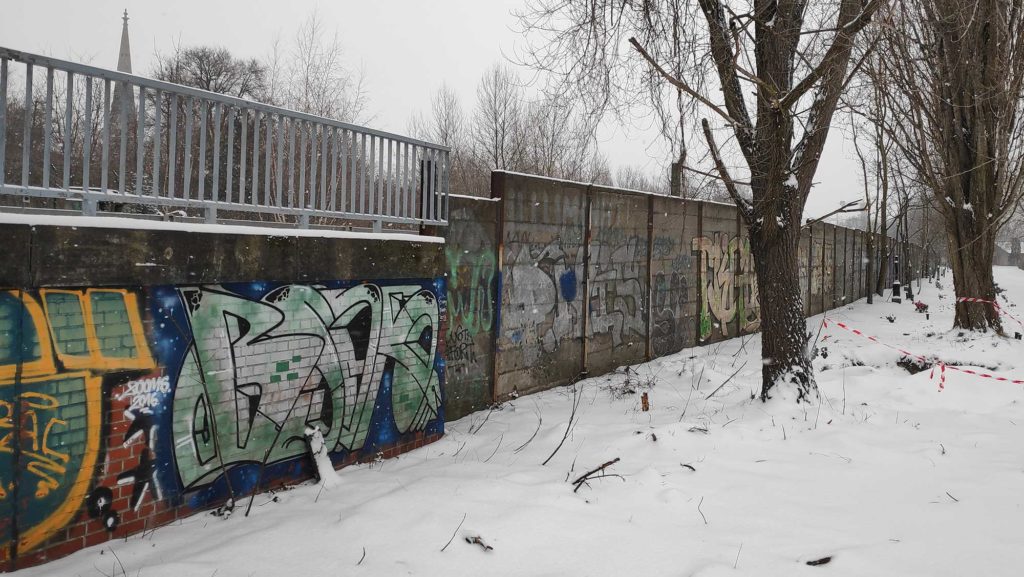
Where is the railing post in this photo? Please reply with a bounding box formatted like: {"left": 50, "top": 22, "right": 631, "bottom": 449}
{"left": 205, "top": 206, "right": 217, "bottom": 224}
{"left": 299, "top": 213, "right": 310, "bottom": 229}
{"left": 82, "top": 199, "right": 98, "bottom": 216}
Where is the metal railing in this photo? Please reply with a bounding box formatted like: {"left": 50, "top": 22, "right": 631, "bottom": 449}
{"left": 0, "top": 47, "right": 449, "bottom": 230}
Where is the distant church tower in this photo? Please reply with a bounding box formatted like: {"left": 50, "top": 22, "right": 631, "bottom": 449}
{"left": 111, "top": 10, "right": 136, "bottom": 126}
{"left": 108, "top": 9, "right": 137, "bottom": 193}
{"left": 117, "top": 9, "right": 133, "bottom": 73}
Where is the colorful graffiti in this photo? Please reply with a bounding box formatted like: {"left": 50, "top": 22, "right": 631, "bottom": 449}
{"left": 446, "top": 248, "right": 496, "bottom": 336}
{"left": 0, "top": 279, "right": 445, "bottom": 562}
{"left": 503, "top": 236, "right": 585, "bottom": 362}
{"left": 692, "top": 233, "right": 760, "bottom": 340}
{"left": 164, "top": 282, "right": 442, "bottom": 494}
{"left": 1, "top": 289, "right": 153, "bottom": 558}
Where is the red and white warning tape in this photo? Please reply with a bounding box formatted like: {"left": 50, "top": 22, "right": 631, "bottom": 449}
{"left": 822, "top": 317, "right": 1024, "bottom": 389}
{"left": 956, "top": 297, "right": 1024, "bottom": 328}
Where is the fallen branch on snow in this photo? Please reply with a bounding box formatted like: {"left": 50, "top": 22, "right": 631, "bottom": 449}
{"left": 465, "top": 535, "right": 493, "bottom": 551}
{"left": 571, "top": 457, "right": 621, "bottom": 493}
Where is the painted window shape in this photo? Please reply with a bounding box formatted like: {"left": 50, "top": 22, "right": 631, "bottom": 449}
{"left": 40, "top": 289, "right": 153, "bottom": 371}
{"left": 41, "top": 292, "right": 90, "bottom": 358}
{"left": 0, "top": 291, "right": 56, "bottom": 380}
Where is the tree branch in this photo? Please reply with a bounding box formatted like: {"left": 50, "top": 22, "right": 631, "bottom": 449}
{"left": 779, "top": 0, "right": 883, "bottom": 110}
{"left": 702, "top": 118, "right": 753, "bottom": 220}
{"left": 628, "top": 37, "right": 740, "bottom": 127}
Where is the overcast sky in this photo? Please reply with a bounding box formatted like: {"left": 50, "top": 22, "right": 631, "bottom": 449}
{"left": 1, "top": 0, "right": 860, "bottom": 219}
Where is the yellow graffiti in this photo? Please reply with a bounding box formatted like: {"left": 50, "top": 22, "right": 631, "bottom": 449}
{"left": 1, "top": 288, "right": 152, "bottom": 557}
{"left": 39, "top": 289, "right": 154, "bottom": 371}
{"left": 0, "top": 292, "right": 56, "bottom": 382}
{"left": 692, "top": 234, "right": 760, "bottom": 338}
{"left": 0, "top": 373, "right": 101, "bottom": 556}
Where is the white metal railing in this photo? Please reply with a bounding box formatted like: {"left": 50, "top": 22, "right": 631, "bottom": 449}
{"left": 0, "top": 47, "right": 449, "bottom": 229}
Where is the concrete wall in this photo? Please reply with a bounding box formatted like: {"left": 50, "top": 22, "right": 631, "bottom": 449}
{"left": 444, "top": 196, "right": 499, "bottom": 419}
{"left": 0, "top": 222, "right": 446, "bottom": 571}
{"left": 464, "top": 171, "right": 919, "bottom": 401}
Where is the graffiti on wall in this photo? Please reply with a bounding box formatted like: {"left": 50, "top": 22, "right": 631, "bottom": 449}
{"left": 692, "top": 233, "right": 760, "bottom": 340}
{"left": 503, "top": 235, "right": 584, "bottom": 364}
{"left": 0, "top": 289, "right": 153, "bottom": 558}
{"left": 159, "top": 282, "right": 443, "bottom": 499}
{"left": 651, "top": 234, "right": 694, "bottom": 357}
{"left": 1, "top": 279, "right": 445, "bottom": 560}
{"left": 588, "top": 233, "right": 646, "bottom": 347}
{"left": 446, "top": 248, "right": 496, "bottom": 337}
{"left": 445, "top": 247, "right": 496, "bottom": 395}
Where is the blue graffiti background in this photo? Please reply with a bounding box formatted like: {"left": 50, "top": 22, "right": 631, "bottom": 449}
{"left": 146, "top": 278, "right": 446, "bottom": 510}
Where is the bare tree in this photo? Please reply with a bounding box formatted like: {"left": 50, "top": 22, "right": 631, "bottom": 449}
{"left": 154, "top": 45, "right": 268, "bottom": 99}
{"left": 879, "top": 0, "right": 1024, "bottom": 330}
{"left": 471, "top": 63, "right": 526, "bottom": 172}
{"left": 268, "top": 10, "right": 370, "bottom": 123}
{"left": 615, "top": 164, "right": 669, "bottom": 193}
{"left": 519, "top": 0, "right": 881, "bottom": 400}
{"left": 152, "top": 44, "right": 271, "bottom": 204}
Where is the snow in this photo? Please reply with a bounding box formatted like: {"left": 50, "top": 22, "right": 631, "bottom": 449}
{"left": 20, "top": 269, "right": 1024, "bottom": 577}
{"left": 0, "top": 213, "right": 444, "bottom": 243}
{"left": 306, "top": 426, "right": 341, "bottom": 489}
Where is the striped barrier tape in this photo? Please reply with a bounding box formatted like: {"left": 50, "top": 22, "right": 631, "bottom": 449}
{"left": 822, "top": 318, "right": 1024, "bottom": 389}
{"left": 956, "top": 297, "right": 1024, "bottom": 328}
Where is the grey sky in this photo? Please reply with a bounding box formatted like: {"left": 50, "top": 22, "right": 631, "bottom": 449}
{"left": 1, "top": 0, "right": 860, "bottom": 219}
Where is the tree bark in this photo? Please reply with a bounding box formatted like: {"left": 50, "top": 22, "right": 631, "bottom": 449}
{"left": 947, "top": 216, "right": 1001, "bottom": 331}
{"left": 750, "top": 224, "right": 813, "bottom": 401}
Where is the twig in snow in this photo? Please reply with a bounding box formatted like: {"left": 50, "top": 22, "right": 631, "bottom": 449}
{"left": 681, "top": 463, "right": 697, "bottom": 472}
{"left": 842, "top": 367, "right": 847, "bottom": 415}
{"left": 465, "top": 536, "right": 493, "bottom": 551}
{"left": 705, "top": 361, "right": 748, "bottom": 401}
{"left": 441, "top": 513, "right": 467, "bottom": 552}
{"left": 469, "top": 403, "right": 499, "bottom": 434}
{"left": 483, "top": 433, "right": 504, "bottom": 463}
{"left": 679, "top": 382, "right": 695, "bottom": 422}
{"left": 513, "top": 406, "right": 543, "bottom": 453}
{"left": 542, "top": 379, "right": 584, "bottom": 466}
{"left": 806, "top": 556, "right": 832, "bottom": 566}
{"left": 571, "top": 457, "right": 621, "bottom": 492}
{"left": 697, "top": 496, "right": 708, "bottom": 525}
{"left": 734, "top": 542, "right": 743, "bottom": 569}
{"left": 109, "top": 548, "right": 127, "bottom": 577}
{"left": 782, "top": 424, "right": 787, "bottom": 440}
{"left": 940, "top": 443, "right": 946, "bottom": 455}
{"left": 946, "top": 491, "right": 959, "bottom": 502}
{"left": 693, "top": 364, "right": 706, "bottom": 391}
{"left": 357, "top": 547, "right": 367, "bottom": 565}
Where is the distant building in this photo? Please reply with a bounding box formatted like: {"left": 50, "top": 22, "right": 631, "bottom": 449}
{"left": 110, "top": 10, "right": 136, "bottom": 127}
{"left": 995, "top": 239, "right": 1021, "bottom": 266}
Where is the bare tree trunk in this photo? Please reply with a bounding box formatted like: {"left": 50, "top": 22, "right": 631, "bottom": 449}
{"left": 948, "top": 216, "right": 1001, "bottom": 330}
{"left": 865, "top": 234, "right": 875, "bottom": 303}
{"left": 751, "top": 226, "right": 813, "bottom": 400}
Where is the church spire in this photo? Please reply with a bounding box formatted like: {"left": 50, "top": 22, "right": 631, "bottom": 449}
{"left": 117, "top": 9, "right": 132, "bottom": 73}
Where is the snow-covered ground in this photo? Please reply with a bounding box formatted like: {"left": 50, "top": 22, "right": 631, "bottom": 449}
{"left": 22, "top": 268, "right": 1024, "bottom": 577}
